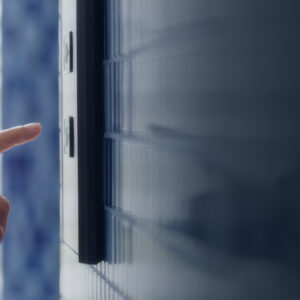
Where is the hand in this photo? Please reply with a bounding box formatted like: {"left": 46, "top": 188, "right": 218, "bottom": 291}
{"left": 0, "top": 123, "right": 42, "bottom": 243}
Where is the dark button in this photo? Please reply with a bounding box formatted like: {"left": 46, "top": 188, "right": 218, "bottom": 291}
{"left": 63, "top": 32, "right": 73, "bottom": 73}
{"left": 64, "top": 117, "right": 74, "bottom": 157}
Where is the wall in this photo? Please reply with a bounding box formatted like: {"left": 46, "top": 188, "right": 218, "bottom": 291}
{"left": 2, "top": 1, "right": 59, "bottom": 299}
{"left": 61, "top": 1, "right": 300, "bottom": 299}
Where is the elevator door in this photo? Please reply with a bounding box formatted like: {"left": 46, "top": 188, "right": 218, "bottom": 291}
{"left": 61, "top": 1, "right": 300, "bottom": 299}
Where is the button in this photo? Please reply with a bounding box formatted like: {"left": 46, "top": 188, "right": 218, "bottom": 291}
{"left": 64, "top": 117, "right": 74, "bottom": 157}
{"left": 63, "top": 32, "right": 73, "bottom": 73}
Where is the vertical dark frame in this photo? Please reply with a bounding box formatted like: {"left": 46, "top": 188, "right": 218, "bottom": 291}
{"left": 77, "top": 0, "right": 105, "bottom": 264}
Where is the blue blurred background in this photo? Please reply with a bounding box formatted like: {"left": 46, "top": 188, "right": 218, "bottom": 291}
{"left": 2, "top": 0, "right": 59, "bottom": 299}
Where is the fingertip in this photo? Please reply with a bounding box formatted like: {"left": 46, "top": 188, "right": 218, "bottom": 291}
{"left": 23, "top": 123, "right": 42, "bottom": 140}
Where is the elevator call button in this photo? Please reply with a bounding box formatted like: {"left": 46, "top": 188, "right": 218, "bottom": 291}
{"left": 63, "top": 32, "right": 73, "bottom": 73}
{"left": 64, "top": 117, "right": 74, "bottom": 157}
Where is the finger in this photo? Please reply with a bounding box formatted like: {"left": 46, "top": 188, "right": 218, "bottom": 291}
{"left": 0, "top": 196, "right": 10, "bottom": 243}
{"left": 0, "top": 123, "right": 41, "bottom": 153}
{"left": 0, "top": 226, "right": 4, "bottom": 243}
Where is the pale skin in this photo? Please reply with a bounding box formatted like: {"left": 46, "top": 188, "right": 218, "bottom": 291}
{"left": 0, "top": 123, "right": 42, "bottom": 243}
